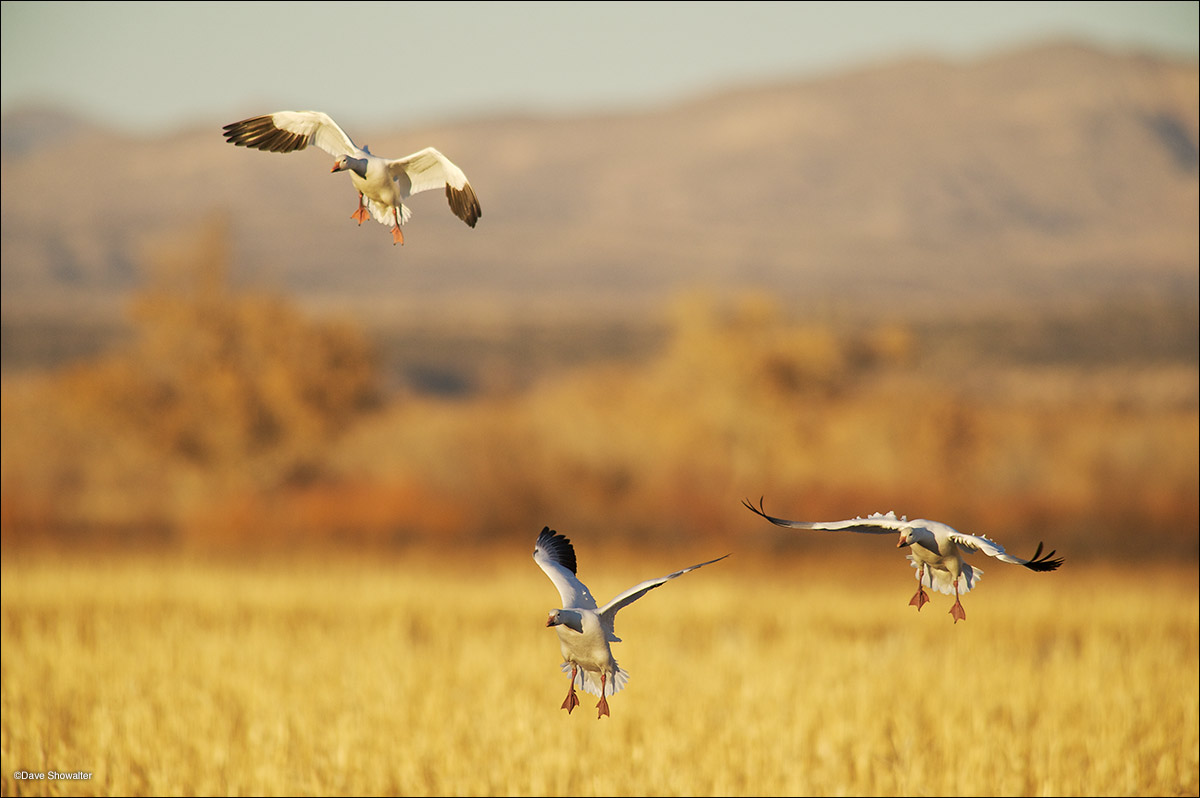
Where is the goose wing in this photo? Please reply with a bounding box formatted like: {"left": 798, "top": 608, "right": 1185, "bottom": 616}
{"left": 597, "top": 554, "right": 729, "bottom": 619}
{"left": 742, "top": 498, "right": 906, "bottom": 534}
{"left": 388, "top": 147, "right": 481, "bottom": 227}
{"left": 947, "top": 532, "right": 1064, "bottom": 571}
{"left": 222, "top": 110, "right": 360, "bottom": 158}
{"left": 534, "top": 527, "right": 598, "bottom": 610}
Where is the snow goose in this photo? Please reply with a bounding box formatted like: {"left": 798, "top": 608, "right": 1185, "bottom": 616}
{"left": 533, "top": 527, "right": 728, "bottom": 718}
{"left": 221, "top": 111, "right": 480, "bottom": 245}
{"left": 742, "top": 499, "right": 1063, "bottom": 623}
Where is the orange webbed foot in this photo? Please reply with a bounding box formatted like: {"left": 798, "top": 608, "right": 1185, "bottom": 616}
{"left": 909, "top": 587, "right": 930, "bottom": 611}
{"left": 561, "top": 665, "right": 580, "bottom": 714}
{"left": 595, "top": 672, "right": 611, "bottom": 718}
{"left": 950, "top": 600, "right": 966, "bottom": 623}
{"left": 351, "top": 206, "right": 370, "bottom": 225}
{"left": 391, "top": 225, "right": 404, "bottom": 245}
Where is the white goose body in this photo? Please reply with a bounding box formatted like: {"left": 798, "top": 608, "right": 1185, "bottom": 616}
{"left": 549, "top": 608, "right": 624, "bottom": 696}
{"left": 533, "top": 527, "right": 728, "bottom": 717}
{"left": 222, "top": 110, "right": 480, "bottom": 246}
{"left": 743, "top": 499, "right": 1063, "bottom": 623}
{"left": 893, "top": 518, "right": 982, "bottom": 597}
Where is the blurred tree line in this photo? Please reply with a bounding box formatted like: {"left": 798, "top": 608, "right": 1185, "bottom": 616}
{"left": 1, "top": 220, "right": 380, "bottom": 545}
{"left": 2, "top": 222, "right": 1196, "bottom": 558}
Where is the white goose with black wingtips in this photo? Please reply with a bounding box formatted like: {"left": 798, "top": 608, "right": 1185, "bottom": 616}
{"left": 533, "top": 527, "right": 729, "bottom": 718}
{"left": 743, "top": 498, "right": 1063, "bottom": 623}
{"left": 222, "top": 110, "right": 480, "bottom": 246}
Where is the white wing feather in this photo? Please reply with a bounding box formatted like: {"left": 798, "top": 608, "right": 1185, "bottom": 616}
{"left": 598, "top": 555, "right": 729, "bottom": 618}
{"left": 743, "top": 499, "right": 907, "bottom": 534}
{"left": 533, "top": 529, "right": 598, "bottom": 610}
{"left": 388, "top": 147, "right": 472, "bottom": 195}
{"left": 267, "top": 111, "right": 360, "bottom": 158}
{"left": 948, "top": 531, "right": 1029, "bottom": 565}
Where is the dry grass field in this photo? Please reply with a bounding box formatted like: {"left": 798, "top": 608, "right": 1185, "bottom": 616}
{"left": 2, "top": 551, "right": 1196, "bottom": 797}
{"left": 2, "top": 237, "right": 1196, "bottom": 796}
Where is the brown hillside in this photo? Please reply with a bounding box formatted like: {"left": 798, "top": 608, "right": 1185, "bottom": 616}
{"left": 2, "top": 40, "right": 1196, "bottom": 329}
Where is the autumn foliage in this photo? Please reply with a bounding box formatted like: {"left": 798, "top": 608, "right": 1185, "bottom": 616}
{"left": 1, "top": 223, "right": 381, "bottom": 546}
{"left": 2, "top": 227, "right": 1196, "bottom": 557}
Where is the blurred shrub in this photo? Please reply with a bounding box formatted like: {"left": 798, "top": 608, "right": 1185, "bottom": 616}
{"left": 329, "top": 291, "right": 1197, "bottom": 558}
{"left": 1, "top": 220, "right": 381, "bottom": 544}
{"left": 3, "top": 259, "right": 1195, "bottom": 558}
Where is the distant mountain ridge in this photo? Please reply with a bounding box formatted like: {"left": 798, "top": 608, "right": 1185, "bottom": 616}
{"left": 1, "top": 40, "right": 1196, "bottom": 325}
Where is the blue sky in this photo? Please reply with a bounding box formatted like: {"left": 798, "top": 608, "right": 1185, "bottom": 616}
{"left": 2, "top": 1, "right": 1197, "bottom": 135}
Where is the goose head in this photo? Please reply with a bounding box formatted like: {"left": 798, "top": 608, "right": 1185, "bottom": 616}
{"left": 330, "top": 155, "right": 367, "bottom": 178}
{"left": 546, "top": 609, "right": 584, "bottom": 634}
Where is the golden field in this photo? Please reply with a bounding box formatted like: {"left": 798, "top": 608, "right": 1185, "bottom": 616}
{"left": 1, "top": 552, "right": 1197, "bottom": 797}
{"left": 2, "top": 232, "right": 1197, "bottom": 796}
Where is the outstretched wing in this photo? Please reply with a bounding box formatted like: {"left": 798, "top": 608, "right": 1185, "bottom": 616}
{"left": 597, "top": 554, "right": 730, "bottom": 620}
{"left": 742, "top": 497, "right": 906, "bottom": 534}
{"left": 388, "top": 147, "right": 481, "bottom": 227}
{"left": 533, "top": 527, "right": 598, "bottom": 610}
{"left": 222, "top": 110, "right": 359, "bottom": 158}
{"left": 948, "top": 532, "right": 1064, "bottom": 571}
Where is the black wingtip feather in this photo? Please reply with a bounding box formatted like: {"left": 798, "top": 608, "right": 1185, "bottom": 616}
{"left": 221, "top": 115, "right": 309, "bottom": 153}
{"left": 536, "top": 526, "right": 577, "bottom": 575}
{"left": 1023, "top": 540, "right": 1065, "bottom": 572}
{"left": 742, "top": 496, "right": 791, "bottom": 528}
{"left": 446, "top": 183, "right": 481, "bottom": 227}
{"left": 740, "top": 496, "right": 764, "bottom": 516}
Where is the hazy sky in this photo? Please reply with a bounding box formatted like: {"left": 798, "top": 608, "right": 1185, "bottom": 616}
{"left": 2, "top": 1, "right": 1197, "bottom": 135}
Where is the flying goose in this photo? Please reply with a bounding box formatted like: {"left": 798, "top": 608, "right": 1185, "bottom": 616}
{"left": 533, "top": 527, "right": 729, "bottom": 718}
{"left": 742, "top": 499, "right": 1063, "bottom": 623}
{"left": 222, "top": 111, "right": 480, "bottom": 245}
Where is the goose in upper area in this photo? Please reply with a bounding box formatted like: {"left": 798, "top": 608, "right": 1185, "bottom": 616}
{"left": 742, "top": 498, "right": 1063, "bottom": 623}
{"left": 533, "top": 527, "right": 729, "bottom": 718}
{"left": 221, "top": 111, "right": 480, "bottom": 246}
